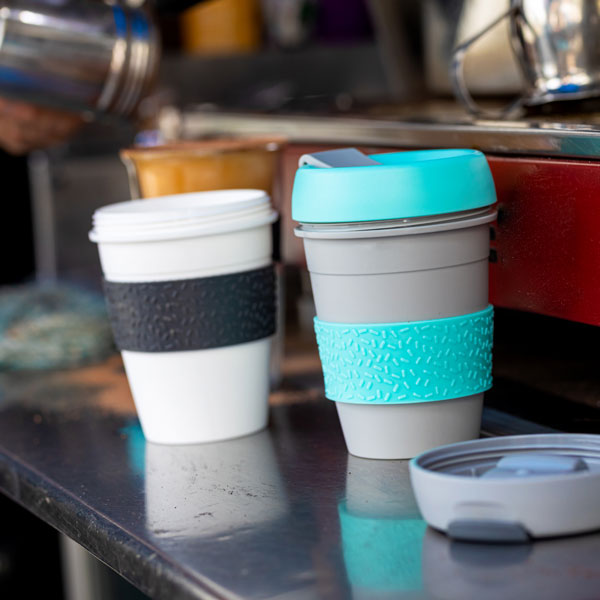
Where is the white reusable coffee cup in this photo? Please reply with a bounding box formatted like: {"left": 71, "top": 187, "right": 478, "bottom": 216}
{"left": 293, "top": 149, "right": 496, "bottom": 459}
{"left": 90, "top": 189, "right": 278, "bottom": 444}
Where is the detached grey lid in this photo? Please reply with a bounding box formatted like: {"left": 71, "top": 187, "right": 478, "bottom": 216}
{"left": 409, "top": 434, "right": 600, "bottom": 543}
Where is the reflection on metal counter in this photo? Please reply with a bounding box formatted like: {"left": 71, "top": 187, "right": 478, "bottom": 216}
{"left": 423, "top": 528, "right": 600, "bottom": 600}
{"left": 340, "top": 455, "right": 427, "bottom": 598}
{"left": 144, "top": 429, "right": 288, "bottom": 539}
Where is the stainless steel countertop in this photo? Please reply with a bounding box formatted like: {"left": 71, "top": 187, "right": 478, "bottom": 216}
{"left": 0, "top": 350, "right": 598, "bottom": 599}
{"left": 160, "top": 105, "right": 600, "bottom": 159}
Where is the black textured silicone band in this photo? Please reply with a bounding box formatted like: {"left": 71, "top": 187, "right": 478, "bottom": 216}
{"left": 103, "top": 266, "right": 276, "bottom": 352}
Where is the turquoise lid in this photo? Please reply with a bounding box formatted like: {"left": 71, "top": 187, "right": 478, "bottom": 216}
{"left": 292, "top": 149, "right": 497, "bottom": 223}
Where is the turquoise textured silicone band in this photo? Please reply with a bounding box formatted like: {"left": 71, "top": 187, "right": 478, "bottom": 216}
{"left": 314, "top": 306, "right": 493, "bottom": 404}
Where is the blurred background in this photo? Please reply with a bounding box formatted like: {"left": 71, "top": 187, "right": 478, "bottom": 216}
{"left": 4, "top": 0, "right": 600, "bottom": 597}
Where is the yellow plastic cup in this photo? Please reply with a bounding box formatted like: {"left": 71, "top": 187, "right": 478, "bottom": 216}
{"left": 120, "top": 137, "right": 284, "bottom": 200}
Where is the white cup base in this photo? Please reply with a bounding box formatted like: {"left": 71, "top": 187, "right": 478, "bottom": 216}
{"left": 336, "top": 394, "right": 483, "bottom": 460}
{"left": 122, "top": 337, "right": 272, "bottom": 445}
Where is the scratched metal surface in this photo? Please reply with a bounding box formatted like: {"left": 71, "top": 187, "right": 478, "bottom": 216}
{"left": 0, "top": 354, "right": 599, "bottom": 599}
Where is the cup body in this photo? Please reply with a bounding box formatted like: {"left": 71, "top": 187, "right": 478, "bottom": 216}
{"left": 91, "top": 190, "right": 277, "bottom": 445}
{"left": 297, "top": 212, "right": 494, "bottom": 459}
{"left": 119, "top": 138, "right": 286, "bottom": 389}
{"left": 302, "top": 219, "right": 490, "bottom": 322}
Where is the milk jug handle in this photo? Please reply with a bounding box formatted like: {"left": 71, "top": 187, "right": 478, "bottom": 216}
{"left": 450, "top": 4, "right": 525, "bottom": 118}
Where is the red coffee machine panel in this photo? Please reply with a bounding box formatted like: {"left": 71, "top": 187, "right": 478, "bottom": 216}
{"left": 282, "top": 146, "right": 600, "bottom": 326}
{"left": 488, "top": 155, "right": 600, "bottom": 326}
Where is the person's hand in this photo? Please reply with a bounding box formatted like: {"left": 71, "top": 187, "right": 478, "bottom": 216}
{"left": 0, "top": 98, "right": 83, "bottom": 155}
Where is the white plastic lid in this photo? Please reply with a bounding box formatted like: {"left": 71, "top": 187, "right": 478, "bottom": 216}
{"left": 89, "top": 189, "right": 277, "bottom": 243}
{"left": 94, "top": 189, "right": 268, "bottom": 224}
{"left": 409, "top": 434, "right": 600, "bottom": 542}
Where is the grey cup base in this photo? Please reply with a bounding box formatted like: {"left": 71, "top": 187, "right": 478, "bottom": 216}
{"left": 336, "top": 394, "right": 484, "bottom": 460}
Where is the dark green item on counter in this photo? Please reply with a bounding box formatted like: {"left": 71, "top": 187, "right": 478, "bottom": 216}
{"left": 0, "top": 284, "right": 115, "bottom": 370}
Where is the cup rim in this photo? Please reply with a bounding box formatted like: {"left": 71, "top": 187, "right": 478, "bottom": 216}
{"left": 90, "top": 189, "right": 276, "bottom": 243}
{"left": 95, "top": 204, "right": 270, "bottom": 230}
{"left": 90, "top": 210, "right": 277, "bottom": 244}
{"left": 295, "top": 208, "right": 496, "bottom": 239}
{"left": 94, "top": 189, "right": 269, "bottom": 223}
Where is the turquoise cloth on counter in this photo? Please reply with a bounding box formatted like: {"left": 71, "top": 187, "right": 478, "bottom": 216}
{"left": 0, "top": 284, "right": 115, "bottom": 370}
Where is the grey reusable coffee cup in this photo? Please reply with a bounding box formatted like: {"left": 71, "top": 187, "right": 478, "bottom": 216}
{"left": 292, "top": 149, "right": 496, "bottom": 459}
